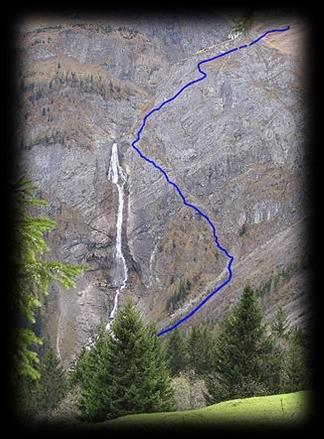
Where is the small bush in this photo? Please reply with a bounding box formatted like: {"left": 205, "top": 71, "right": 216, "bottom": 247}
{"left": 171, "top": 372, "right": 207, "bottom": 411}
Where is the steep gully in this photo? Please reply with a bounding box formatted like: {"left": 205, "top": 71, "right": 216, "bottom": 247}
{"left": 107, "top": 25, "right": 290, "bottom": 337}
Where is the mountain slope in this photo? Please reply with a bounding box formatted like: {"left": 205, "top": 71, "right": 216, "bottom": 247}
{"left": 16, "top": 15, "right": 310, "bottom": 366}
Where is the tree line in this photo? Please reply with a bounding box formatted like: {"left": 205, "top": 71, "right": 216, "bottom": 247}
{"left": 166, "top": 287, "right": 311, "bottom": 404}
{"left": 16, "top": 288, "right": 311, "bottom": 424}
{"left": 11, "top": 178, "right": 311, "bottom": 425}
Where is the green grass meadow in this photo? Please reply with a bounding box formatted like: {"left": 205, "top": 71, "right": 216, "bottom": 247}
{"left": 82, "top": 391, "right": 310, "bottom": 431}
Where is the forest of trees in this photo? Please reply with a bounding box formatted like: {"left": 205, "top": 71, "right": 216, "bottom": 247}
{"left": 166, "top": 288, "right": 311, "bottom": 404}
{"left": 15, "top": 287, "right": 311, "bottom": 425}
{"left": 11, "top": 178, "right": 312, "bottom": 426}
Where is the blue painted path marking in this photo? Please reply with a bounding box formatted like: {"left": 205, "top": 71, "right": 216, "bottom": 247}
{"left": 130, "top": 25, "right": 290, "bottom": 337}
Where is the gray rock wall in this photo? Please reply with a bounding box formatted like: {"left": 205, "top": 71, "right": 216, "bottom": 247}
{"left": 17, "top": 15, "right": 309, "bottom": 367}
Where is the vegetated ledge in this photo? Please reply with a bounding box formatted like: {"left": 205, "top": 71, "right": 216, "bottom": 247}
{"left": 21, "top": 57, "right": 148, "bottom": 103}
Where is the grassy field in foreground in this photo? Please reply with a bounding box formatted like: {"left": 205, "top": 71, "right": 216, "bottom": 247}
{"left": 86, "top": 390, "right": 310, "bottom": 430}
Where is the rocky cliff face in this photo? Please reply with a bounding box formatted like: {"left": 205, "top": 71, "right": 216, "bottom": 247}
{"left": 16, "top": 14, "right": 310, "bottom": 367}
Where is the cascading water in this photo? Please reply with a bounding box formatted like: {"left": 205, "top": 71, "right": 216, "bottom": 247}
{"left": 105, "top": 143, "right": 128, "bottom": 330}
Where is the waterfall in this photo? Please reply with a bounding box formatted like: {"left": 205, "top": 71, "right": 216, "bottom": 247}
{"left": 106, "top": 143, "right": 128, "bottom": 330}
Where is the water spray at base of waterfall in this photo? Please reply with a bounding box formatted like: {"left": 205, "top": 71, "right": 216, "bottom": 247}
{"left": 105, "top": 143, "right": 128, "bottom": 331}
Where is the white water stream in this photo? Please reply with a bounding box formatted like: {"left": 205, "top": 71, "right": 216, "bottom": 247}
{"left": 105, "top": 143, "right": 128, "bottom": 330}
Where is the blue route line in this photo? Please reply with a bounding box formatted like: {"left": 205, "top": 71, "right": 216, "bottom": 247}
{"left": 130, "top": 25, "right": 290, "bottom": 337}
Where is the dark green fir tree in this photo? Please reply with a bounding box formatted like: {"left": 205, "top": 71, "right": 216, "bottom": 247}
{"left": 77, "top": 300, "right": 174, "bottom": 422}
{"left": 165, "top": 328, "right": 189, "bottom": 376}
{"left": 271, "top": 306, "right": 289, "bottom": 340}
{"left": 280, "top": 327, "right": 312, "bottom": 393}
{"left": 9, "top": 177, "right": 84, "bottom": 382}
{"left": 188, "top": 324, "right": 214, "bottom": 376}
{"left": 205, "top": 286, "right": 279, "bottom": 404}
{"left": 37, "top": 348, "right": 68, "bottom": 413}
{"left": 16, "top": 347, "right": 68, "bottom": 418}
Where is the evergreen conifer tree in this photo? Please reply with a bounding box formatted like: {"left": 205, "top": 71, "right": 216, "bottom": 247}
{"left": 205, "top": 286, "right": 278, "bottom": 404}
{"left": 280, "top": 327, "right": 311, "bottom": 392}
{"left": 37, "top": 348, "right": 68, "bottom": 413}
{"left": 271, "top": 306, "right": 289, "bottom": 339}
{"left": 77, "top": 301, "right": 174, "bottom": 422}
{"left": 76, "top": 327, "right": 111, "bottom": 421}
{"left": 269, "top": 306, "right": 290, "bottom": 390}
{"left": 166, "top": 328, "right": 189, "bottom": 376}
{"left": 16, "top": 347, "right": 68, "bottom": 418}
{"left": 9, "top": 177, "right": 84, "bottom": 381}
{"left": 188, "top": 325, "right": 214, "bottom": 376}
